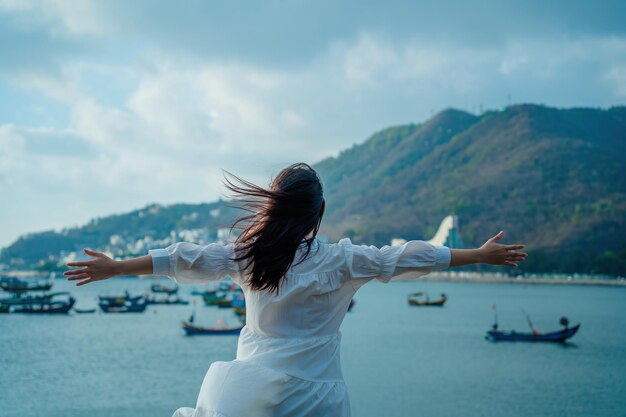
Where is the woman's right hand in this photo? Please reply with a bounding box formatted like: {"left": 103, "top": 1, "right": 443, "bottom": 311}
{"left": 64, "top": 248, "right": 120, "bottom": 286}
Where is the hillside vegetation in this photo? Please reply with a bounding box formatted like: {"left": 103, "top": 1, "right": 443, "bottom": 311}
{"left": 316, "top": 104, "right": 626, "bottom": 275}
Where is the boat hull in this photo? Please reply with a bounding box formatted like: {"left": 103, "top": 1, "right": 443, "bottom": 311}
{"left": 0, "top": 278, "right": 53, "bottom": 293}
{"left": 98, "top": 294, "right": 144, "bottom": 305}
{"left": 181, "top": 321, "right": 243, "bottom": 336}
{"left": 74, "top": 308, "right": 97, "bottom": 314}
{"left": 0, "top": 293, "right": 54, "bottom": 305}
{"left": 98, "top": 294, "right": 147, "bottom": 313}
{"left": 486, "top": 324, "right": 580, "bottom": 343}
{"left": 12, "top": 297, "right": 76, "bottom": 314}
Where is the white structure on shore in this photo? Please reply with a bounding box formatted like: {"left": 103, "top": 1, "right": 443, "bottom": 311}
{"left": 391, "top": 215, "right": 462, "bottom": 248}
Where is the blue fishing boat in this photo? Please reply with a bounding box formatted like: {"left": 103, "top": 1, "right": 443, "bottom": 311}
{"left": 202, "top": 291, "right": 229, "bottom": 306}
{"left": 0, "top": 277, "right": 52, "bottom": 293}
{"left": 99, "top": 300, "right": 147, "bottom": 313}
{"left": 486, "top": 313, "right": 580, "bottom": 343}
{"left": 486, "top": 324, "right": 580, "bottom": 342}
{"left": 98, "top": 294, "right": 147, "bottom": 313}
{"left": 11, "top": 292, "right": 76, "bottom": 314}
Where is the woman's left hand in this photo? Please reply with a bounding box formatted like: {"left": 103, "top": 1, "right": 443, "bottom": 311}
{"left": 478, "top": 231, "right": 527, "bottom": 267}
{"left": 64, "top": 248, "right": 121, "bottom": 286}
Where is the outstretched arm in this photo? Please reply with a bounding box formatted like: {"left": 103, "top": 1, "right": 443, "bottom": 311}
{"left": 64, "top": 248, "right": 153, "bottom": 286}
{"left": 450, "top": 231, "right": 526, "bottom": 267}
{"left": 66, "top": 242, "right": 241, "bottom": 286}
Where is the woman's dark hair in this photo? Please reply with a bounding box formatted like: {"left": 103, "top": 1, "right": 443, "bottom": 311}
{"left": 224, "top": 163, "right": 325, "bottom": 293}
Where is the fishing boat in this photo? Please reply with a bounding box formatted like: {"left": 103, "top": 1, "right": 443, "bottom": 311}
{"left": 99, "top": 295, "right": 147, "bottom": 313}
{"left": 407, "top": 292, "right": 447, "bottom": 306}
{"left": 215, "top": 298, "right": 233, "bottom": 308}
{"left": 192, "top": 288, "right": 217, "bottom": 296}
{"left": 0, "top": 277, "right": 53, "bottom": 293}
{"left": 486, "top": 324, "right": 580, "bottom": 342}
{"left": 202, "top": 292, "right": 229, "bottom": 306}
{"left": 150, "top": 282, "right": 179, "bottom": 295}
{"left": 181, "top": 321, "right": 243, "bottom": 336}
{"left": 11, "top": 292, "right": 75, "bottom": 314}
{"left": 99, "top": 301, "right": 147, "bottom": 313}
{"left": 486, "top": 316, "right": 580, "bottom": 343}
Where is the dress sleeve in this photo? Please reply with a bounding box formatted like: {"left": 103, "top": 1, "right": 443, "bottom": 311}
{"left": 148, "top": 242, "right": 241, "bottom": 284}
{"left": 339, "top": 238, "right": 450, "bottom": 288}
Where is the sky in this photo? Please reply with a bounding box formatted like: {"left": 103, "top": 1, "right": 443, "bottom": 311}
{"left": 0, "top": 0, "right": 625, "bottom": 247}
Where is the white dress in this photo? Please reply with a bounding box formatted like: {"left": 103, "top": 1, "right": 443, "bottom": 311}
{"left": 150, "top": 238, "right": 450, "bottom": 417}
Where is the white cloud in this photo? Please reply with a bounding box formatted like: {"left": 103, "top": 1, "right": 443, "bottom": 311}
{"left": 340, "top": 34, "right": 459, "bottom": 86}
{"left": 0, "top": 0, "right": 113, "bottom": 37}
{"left": 71, "top": 99, "right": 135, "bottom": 146}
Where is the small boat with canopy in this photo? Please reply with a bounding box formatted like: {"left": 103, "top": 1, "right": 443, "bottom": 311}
{"left": 407, "top": 292, "right": 447, "bottom": 306}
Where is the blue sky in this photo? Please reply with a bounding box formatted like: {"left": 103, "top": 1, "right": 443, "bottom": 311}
{"left": 1, "top": 0, "right": 625, "bottom": 247}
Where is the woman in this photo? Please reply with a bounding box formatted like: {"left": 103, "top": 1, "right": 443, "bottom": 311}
{"left": 65, "top": 163, "right": 527, "bottom": 417}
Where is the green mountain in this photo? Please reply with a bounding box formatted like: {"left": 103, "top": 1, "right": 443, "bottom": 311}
{"left": 316, "top": 104, "right": 626, "bottom": 275}
{"left": 2, "top": 104, "right": 625, "bottom": 275}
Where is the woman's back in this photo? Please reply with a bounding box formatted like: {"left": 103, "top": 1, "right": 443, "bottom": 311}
{"left": 243, "top": 239, "right": 354, "bottom": 339}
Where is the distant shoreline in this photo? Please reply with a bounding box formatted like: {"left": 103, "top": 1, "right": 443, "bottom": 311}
{"left": 417, "top": 272, "right": 626, "bottom": 287}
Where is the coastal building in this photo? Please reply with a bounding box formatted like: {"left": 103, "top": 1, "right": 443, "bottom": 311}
{"left": 391, "top": 215, "right": 463, "bottom": 248}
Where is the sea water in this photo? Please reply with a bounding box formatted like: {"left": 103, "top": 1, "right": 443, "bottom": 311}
{"left": 1, "top": 278, "right": 625, "bottom": 417}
